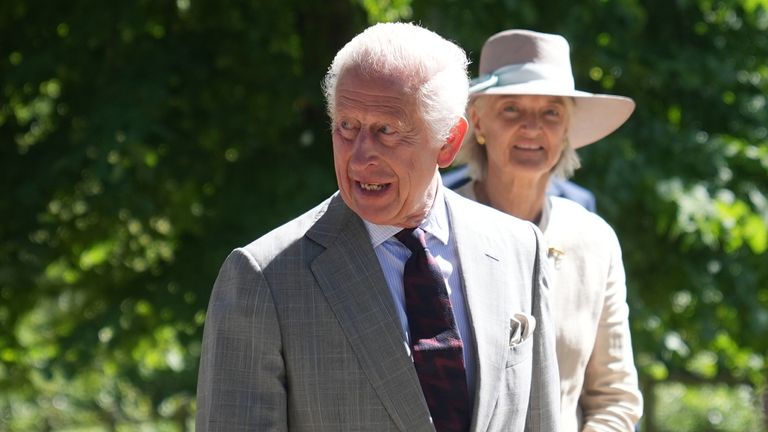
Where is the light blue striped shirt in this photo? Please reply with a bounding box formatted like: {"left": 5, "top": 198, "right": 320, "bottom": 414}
{"left": 363, "top": 184, "right": 476, "bottom": 398}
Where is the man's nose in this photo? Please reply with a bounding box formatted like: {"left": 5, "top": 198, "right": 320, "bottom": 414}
{"left": 350, "top": 129, "right": 379, "bottom": 168}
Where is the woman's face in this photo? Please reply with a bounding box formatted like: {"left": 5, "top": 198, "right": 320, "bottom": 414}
{"left": 471, "top": 94, "right": 569, "bottom": 179}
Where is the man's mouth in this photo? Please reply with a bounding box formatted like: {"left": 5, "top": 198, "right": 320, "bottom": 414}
{"left": 359, "top": 182, "right": 388, "bottom": 191}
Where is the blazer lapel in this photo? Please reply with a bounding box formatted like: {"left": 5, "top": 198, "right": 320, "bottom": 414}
{"left": 307, "top": 195, "right": 433, "bottom": 432}
{"left": 446, "top": 192, "right": 511, "bottom": 432}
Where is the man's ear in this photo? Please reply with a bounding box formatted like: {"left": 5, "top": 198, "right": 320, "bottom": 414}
{"left": 437, "top": 116, "right": 468, "bottom": 168}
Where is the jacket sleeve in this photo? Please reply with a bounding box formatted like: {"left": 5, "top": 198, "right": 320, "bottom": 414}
{"left": 526, "top": 225, "right": 561, "bottom": 432}
{"left": 579, "top": 229, "right": 643, "bottom": 432}
{"left": 195, "top": 248, "right": 288, "bottom": 432}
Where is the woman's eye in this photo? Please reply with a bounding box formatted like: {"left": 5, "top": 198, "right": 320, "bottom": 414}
{"left": 502, "top": 105, "right": 518, "bottom": 113}
{"left": 544, "top": 109, "right": 564, "bottom": 120}
{"left": 379, "top": 125, "right": 395, "bottom": 135}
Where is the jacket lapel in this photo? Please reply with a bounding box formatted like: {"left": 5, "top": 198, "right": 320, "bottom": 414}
{"left": 446, "top": 192, "right": 510, "bottom": 432}
{"left": 307, "top": 195, "right": 433, "bottom": 432}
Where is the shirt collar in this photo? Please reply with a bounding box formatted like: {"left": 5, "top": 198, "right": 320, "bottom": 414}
{"left": 364, "top": 179, "right": 451, "bottom": 248}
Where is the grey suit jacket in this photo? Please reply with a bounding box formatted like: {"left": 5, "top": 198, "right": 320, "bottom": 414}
{"left": 196, "top": 190, "right": 559, "bottom": 431}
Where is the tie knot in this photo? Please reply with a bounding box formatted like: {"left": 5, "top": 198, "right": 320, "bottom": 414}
{"left": 395, "top": 227, "right": 427, "bottom": 253}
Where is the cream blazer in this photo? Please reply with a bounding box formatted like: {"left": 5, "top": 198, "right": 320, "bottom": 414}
{"left": 457, "top": 183, "right": 643, "bottom": 431}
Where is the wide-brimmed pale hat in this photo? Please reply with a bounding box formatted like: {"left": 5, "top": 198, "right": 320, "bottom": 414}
{"left": 469, "top": 29, "right": 635, "bottom": 148}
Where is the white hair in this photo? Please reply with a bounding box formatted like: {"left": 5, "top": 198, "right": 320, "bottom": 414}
{"left": 322, "top": 22, "right": 469, "bottom": 144}
{"left": 457, "top": 96, "right": 581, "bottom": 180}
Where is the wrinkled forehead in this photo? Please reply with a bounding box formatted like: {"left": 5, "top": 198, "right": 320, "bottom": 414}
{"left": 334, "top": 68, "right": 422, "bottom": 116}
{"left": 338, "top": 64, "right": 422, "bottom": 94}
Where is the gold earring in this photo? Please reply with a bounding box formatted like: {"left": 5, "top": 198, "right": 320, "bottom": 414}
{"left": 477, "top": 135, "right": 486, "bottom": 145}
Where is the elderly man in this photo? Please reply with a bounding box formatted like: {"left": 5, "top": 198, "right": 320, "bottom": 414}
{"left": 195, "top": 22, "right": 559, "bottom": 432}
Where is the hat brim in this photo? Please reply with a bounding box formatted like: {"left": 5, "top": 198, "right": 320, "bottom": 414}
{"left": 472, "top": 84, "right": 635, "bottom": 148}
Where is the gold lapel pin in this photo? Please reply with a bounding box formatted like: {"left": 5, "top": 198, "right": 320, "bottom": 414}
{"left": 547, "top": 247, "right": 565, "bottom": 268}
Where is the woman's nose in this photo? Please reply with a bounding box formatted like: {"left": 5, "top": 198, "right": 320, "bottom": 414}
{"left": 522, "top": 112, "right": 541, "bottom": 130}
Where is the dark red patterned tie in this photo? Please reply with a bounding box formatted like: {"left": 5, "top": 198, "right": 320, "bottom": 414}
{"left": 395, "top": 228, "right": 471, "bottom": 432}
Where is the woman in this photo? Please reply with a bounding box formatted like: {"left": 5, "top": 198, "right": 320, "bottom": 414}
{"left": 455, "top": 29, "right": 643, "bottom": 431}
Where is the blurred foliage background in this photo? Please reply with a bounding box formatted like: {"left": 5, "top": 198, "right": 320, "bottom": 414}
{"left": 1, "top": 0, "right": 767, "bottom": 430}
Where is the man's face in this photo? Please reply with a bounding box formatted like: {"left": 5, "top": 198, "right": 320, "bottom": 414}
{"left": 331, "top": 68, "right": 452, "bottom": 228}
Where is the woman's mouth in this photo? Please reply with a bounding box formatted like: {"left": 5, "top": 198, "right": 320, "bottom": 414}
{"left": 514, "top": 143, "right": 543, "bottom": 150}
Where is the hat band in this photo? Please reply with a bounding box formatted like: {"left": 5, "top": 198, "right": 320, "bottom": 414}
{"left": 469, "top": 62, "right": 575, "bottom": 94}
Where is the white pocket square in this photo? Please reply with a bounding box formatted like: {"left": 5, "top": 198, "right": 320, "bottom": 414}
{"left": 509, "top": 313, "right": 536, "bottom": 346}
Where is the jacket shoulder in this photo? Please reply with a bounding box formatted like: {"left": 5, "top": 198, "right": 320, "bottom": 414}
{"left": 445, "top": 188, "right": 543, "bottom": 252}
{"left": 240, "top": 194, "right": 336, "bottom": 260}
{"left": 446, "top": 188, "right": 539, "bottom": 230}
{"left": 550, "top": 197, "right": 616, "bottom": 237}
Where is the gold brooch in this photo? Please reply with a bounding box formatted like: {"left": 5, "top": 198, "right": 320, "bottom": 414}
{"left": 547, "top": 247, "right": 565, "bottom": 269}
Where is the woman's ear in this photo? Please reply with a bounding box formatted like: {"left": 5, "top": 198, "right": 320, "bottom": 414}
{"left": 468, "top": 103, "right": 488, "bottom": 146}
{"left": 437, "top": 116, "right": 468, "bottom": 168}
{"left": 469, "top": 102, "right": 483, "bottom": 135}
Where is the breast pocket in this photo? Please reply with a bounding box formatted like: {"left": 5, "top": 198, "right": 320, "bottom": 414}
{"left": 492, "top": 335, "right": 534, "bottom": 429}
{"left": 506, "top": 334, "right": 533, "bottom": 368}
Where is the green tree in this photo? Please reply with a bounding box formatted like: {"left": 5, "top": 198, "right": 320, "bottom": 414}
{"left": 411, "top": 0, "right": 768, "bottom": 428}
{"left": 1, "top": 0, "right": 767, "bottom": 430}
{"left": 1, "top": 0, "right": 365, "bottom": 429}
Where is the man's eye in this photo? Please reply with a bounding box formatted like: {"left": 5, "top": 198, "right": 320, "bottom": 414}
{"left": 337, "top": 120, "right": 358, "bottom": 139}
{"left": 378, "top": 125, "right": 395, "bottom": 135}
{"left": 502, "top": 105, "right": 519, "bottom": 113}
